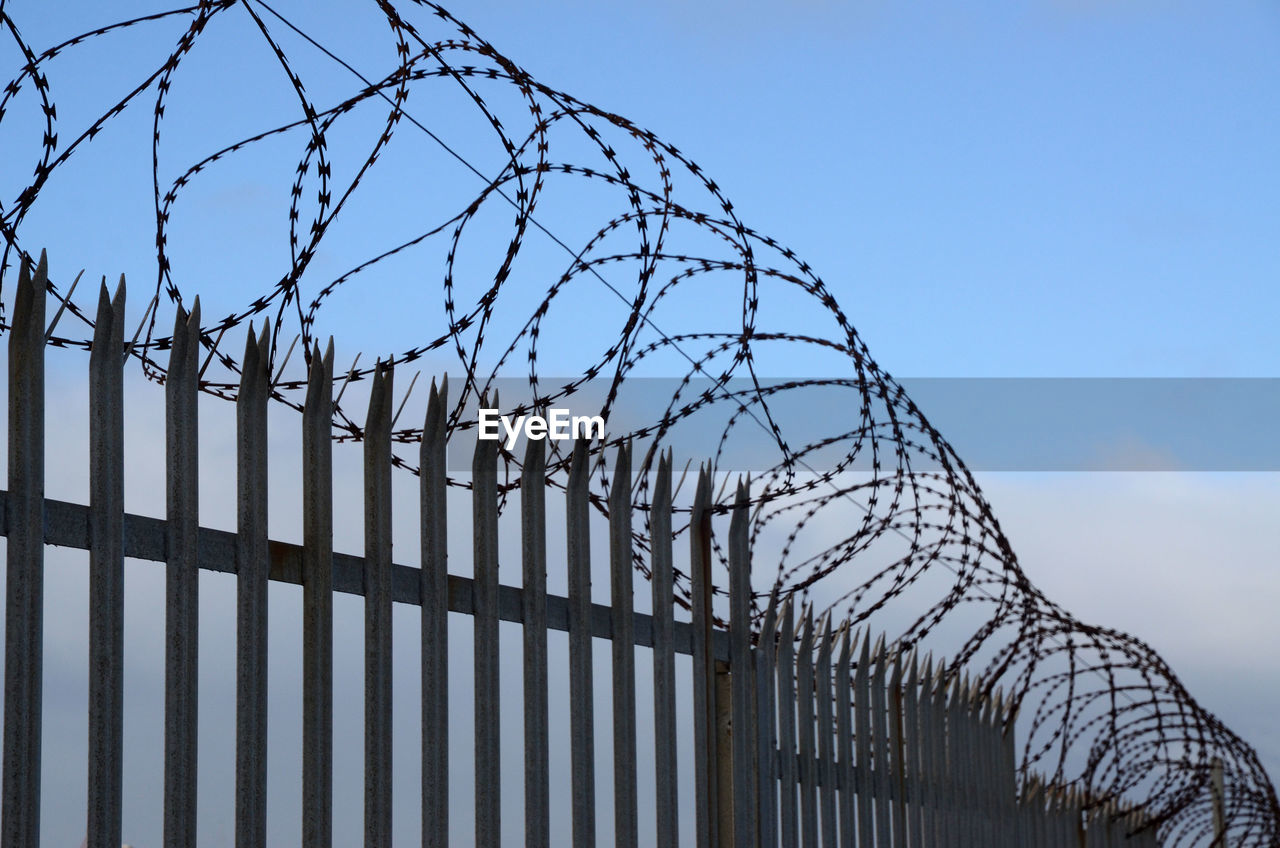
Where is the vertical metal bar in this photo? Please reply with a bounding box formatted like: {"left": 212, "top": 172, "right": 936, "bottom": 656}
{"left": 815, "top": 620, "right": 837, "bottom": 848}
{"left": 522, "top": 433, "right": 550, "bottom": 848}
{"left": 716, "top": 659, "right": 733, "bottom": 848}
{"left": 728, "top": 480, "right": 756, "bottom": 848}
{"left": 777, "top": 600, "right": 799, "bottom": 848}
{"left": 164, "top": 297, "right": 201, "bottom": 848}
{"left": 757, "top": 596, "right": 780, "bottom": 848}
{"left": 690, "top": 469, "right": 717, "bottom": 848}
{"left": 236, "top": 323, "right": 271, "bottom": 848}
{"left": 834, "top": 630, "right": 854, "bottom": 848}
{"left": 797, "top": 610, "right": 817, "bottom": 848}
{"left": 472, "top": 399, "right": 500, "bottom": 847}
{"left": 888, "top": 654, "right": 905, "bottom": 848}
{"left": 853, "top": 634, "right": 873, "bottom": 848}
{"left": 903, "top": 655, "right": 922, "bottom": 848}
{"left": 1212, "top": 756, "right": 1226, "bottom": 847}
{"left": 979, "top": 695, "right": 995, "bottom": 848}
{"left": 650, "top": 453, "right": 680, "bottom": 847}
{"left": 610, "top": 444, "right": 639, "bottom": 848}
{"left": 567, "top": 439, "right": 596, "bottom": 848}
{"left": 870, "top": 637, "right": 891, "bottom": 848}
{"left": 3, "top": 253, "right": 46, "bottom": 848}
{"left": 302, "top": 342, "right": 334, "bottom": 848}
{"left": 1000, "top": 698, "right": 1019, "bottom": 848}
{"left": 87, "top": 279, "right": 126, "bottom": 848}
{"left": 364, "top": 364, "right": 394, "bottom": 847}
{"left": 917, "top": 657, "right": 937, "bottom": 848}
{"left": 421, "top": 378, "right": 450, "bottom": 848}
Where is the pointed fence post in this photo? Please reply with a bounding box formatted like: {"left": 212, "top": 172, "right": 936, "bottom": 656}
{"left": 777, "top": 600, "right": 799, "bottom": 848}
{"left": 691, "top": 469, "right": 719, "bottom": 848}
{"left": 472, "top": 393, "right": 501, "bottom": 847}
{"left": 421, "top": 378, "right": 450, "bottom": 848}
{"left": 651, "top": 454, "right": 681, "bottom": 847}
{"left": 3, "top": 253, "right": 46, "bottom": 848}
{"left": 164, "top": 298, "right": 201, "bottom": 848}
{"left": 364, "top": 363, "right": 395, "bottom": 847}
{"left": 567, "top": 440, "right": 596, "bottom": 848}
{"left": 728, "top": 480, "right": 757, "bottom": 848}
{"left": 611, "top": 443, "right": 639, "bottom": 848}
{"left": 235, "top": 323, "right": 271, "bottom": 848}
{"left": 757, "top": 596, "right": 780, "bottom": 848}
{"left": 522, "top": 432, "right": 550, "bottom": 848}
{"left": 88, "top": 279, "right": 126, "bottom": 848}
{"left": 301, "top": 342, "right": 334, "bottom": 848}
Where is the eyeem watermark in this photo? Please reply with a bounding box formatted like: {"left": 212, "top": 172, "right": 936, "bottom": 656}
{"left": 478, "top": 408, "right": 605, "bottom": 450}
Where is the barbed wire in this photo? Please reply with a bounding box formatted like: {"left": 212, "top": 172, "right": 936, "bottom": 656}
{"left": 0, "top": 1, "right": 1274, "bottom": 843}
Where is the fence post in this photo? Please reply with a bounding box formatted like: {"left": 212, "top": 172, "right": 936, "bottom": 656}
{"left": 522, "top": 432, "right": 550, "bottom": 848}
{"left": 757, "top": 595, "right": 780, "bottom": 848}
{"left": 567, "top": 439, "right": 596, "bottom": 848}
{"left": 610, "top": 443, "right": 639, "bottom": 848}
{"left": 816, "top": 618, "right": 837, "bottom": 848}
{"left": 797, "top": 610, "right": 818, "bottom": 847}
{"left": 472, "top": 392, "right": 500, "bottom": 847}
{"left": 728, "top": 480, "right": 757, "bottom": 848}
{"left": 2, "top": 252, "right": 46, "bottom": 848}
{"left": 650, "top": 454, "right": 680, "bottom": 847}
{"left": 364, "top": 363, "right": 394, "bottom": 847}
{"left": 421, "top": 378, "right": 449, "bottom": 848}
{"left": 301, "top": 341, "right": 334, "bottom": 848}
{"left": 88, "top": 278, "right": 126, "bottom": 848}
{"left": 1212, "top": 756, "right": 1226, "bottom": 847}
{"left": 164, "top": 297, "right": 201, "bottom": 848}
{"left": 870, "top": 636, "right": 891, "bottom": 846}
{"left": 235, "top": 323, "right": 271, "bottom": 848}
{"left": 834, "top": 629, "right": 854, "bottom": 848}
{"left": 691, "top": 469, "right": 718, "bottom": 848}
{"left": 853, "top": 632, "right": 873, "bottom": 848}
{"left": 776, "top": 600, "right": 799, "bottom": 847}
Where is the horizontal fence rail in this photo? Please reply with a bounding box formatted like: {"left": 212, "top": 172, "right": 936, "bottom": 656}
{"left": 0, "top": 267, "right": 1167, "bottom": 845}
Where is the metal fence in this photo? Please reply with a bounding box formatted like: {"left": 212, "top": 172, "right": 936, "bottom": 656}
{"left": 0, "top": 256, "right": 1166, "bottom": 846}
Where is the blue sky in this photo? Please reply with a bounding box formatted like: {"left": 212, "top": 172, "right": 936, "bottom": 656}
{"left": 1, "top": 0, "right": 1278, "bottom": 844}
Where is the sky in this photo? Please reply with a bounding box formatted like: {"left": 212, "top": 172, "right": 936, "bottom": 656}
{"left": 0, "top": 0, "right": 1278, "bottom": 844}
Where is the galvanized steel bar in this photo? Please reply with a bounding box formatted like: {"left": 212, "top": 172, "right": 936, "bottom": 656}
{"left": 887, "top": 653, "right": 905, "bottom": 848}
{"left": 235, "top": 324, "right": 271, "bottom": 848}
{"left": 610, "top": 444, "right": 639, "bottom": 848}
{"left": 164, "top": 298, "right": 201, "bottom": 848}
{"left": 421, "top": 378, "right": 450, "bottom": 848}
{"left": 88, "top": 280, "right": 126, "bottom": 848}
{"left": 522, "top": 434, "right": 550, "bottom": 848}
{"left": 903, "top": 655, "right": 922, "bottom": 848}
{"left": 853, "top": 634, "right": 873, "bottom": 848}
{"left": 797, "top": 611, "right": 817, "bottom": 848}
{"left": 728, "top": 480, "right": 756, "bottom": 848}
{"left": 777, "top": 600, "right": 799, "bottom": 848}
{"left": 650, "top": 454, "right": 680, "bottom": 847}
{"left": 690, "top": 469, "right": 717, "bottom": 848}
{"left": 365, "top": 364, "right": 395, "bottom": 847}
{"left": 815, "top": 619, "right": 837, "bottom": 848}
{"left": 302, "top": 342, "right": 334, "bottom": 848}
{"left": 567, "top": 439, "right": 596, "bottom": 848}
{"left": 757, "top": 596, "right": 779, "bottom": 848}
{"left": 834, "top": 629, "right": 854, "bottom": 848}
{"left": 2, "top": 253, "right": 46, "bottom": 848}
{"left": 472, "top": 403, "right": 501, "bottom": 847}
{"left": 870, "top": 637, "right": 890, "bottom": 847}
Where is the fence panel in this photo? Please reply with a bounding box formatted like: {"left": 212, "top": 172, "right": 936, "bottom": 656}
{"left": 0, "top": 285, "right": 1170, "bottom": 847}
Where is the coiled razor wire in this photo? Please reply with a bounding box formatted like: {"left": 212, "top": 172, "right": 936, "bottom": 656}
{"left": 0, "top": 1, "right": 1275, "bottom": 844}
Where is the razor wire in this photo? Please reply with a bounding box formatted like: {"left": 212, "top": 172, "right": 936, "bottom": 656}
{"left": 0, "top": 1, "right": 1275, "bottom": 844}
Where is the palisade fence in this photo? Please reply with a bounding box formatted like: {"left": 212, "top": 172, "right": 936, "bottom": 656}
{"left": 0, "top": 258, "right": 1168, "bottom": 847}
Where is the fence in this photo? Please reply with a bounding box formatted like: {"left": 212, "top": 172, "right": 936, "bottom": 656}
{"left": 0, "top": 255, "right": 1165, "bottom": 846}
